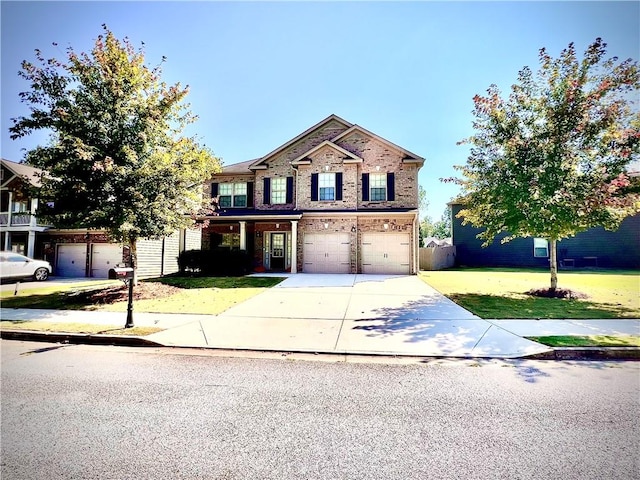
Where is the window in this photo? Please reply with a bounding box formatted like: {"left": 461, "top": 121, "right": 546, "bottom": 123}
{"left": 271, "top": 178, "right": 286, "bottom": 204}
{"left": 218, "top": 183, "right": 247, "bottom": 208}
{"left": 221, "top": 233, "right": 240, "bottom": 248}
{"left": 533, "top": 238, "right": 549, "bottom": 258}
{"left": 369, "top": 173, "right": 387, "bottom": 201}
{"left": 12, "top": 200, "right": 29, "bottom": 212}
{"left": 318, "top": 173, "right": 335, "bottom": 201}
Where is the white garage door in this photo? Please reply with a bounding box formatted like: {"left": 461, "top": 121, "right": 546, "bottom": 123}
{"left": 362, "top": 233, "right": 411, "bottom": 274}
{"left": 56, "top": 244, "right": 87, "bottom": 277}
{"left": 303, "top": 233, "right": 351, "bottom": 273}
{"left": 91, "top": 244, "right": 123, "bottom": 278}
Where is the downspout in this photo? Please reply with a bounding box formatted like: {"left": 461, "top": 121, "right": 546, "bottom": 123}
{"left": 413, "top": 213, "right": 420, "bottom": 275}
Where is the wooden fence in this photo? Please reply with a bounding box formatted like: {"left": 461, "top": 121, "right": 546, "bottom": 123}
{"left": 419, "top": 245, "right": 456, "bottom": 271}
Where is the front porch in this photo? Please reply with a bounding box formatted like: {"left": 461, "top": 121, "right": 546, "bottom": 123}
{"left": 202, "top": 215, "right": 301, "bottom": 273}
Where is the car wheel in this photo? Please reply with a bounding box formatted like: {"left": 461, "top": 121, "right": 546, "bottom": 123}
{"left": 34, "top": 267, "right": 49, "bottom": 281}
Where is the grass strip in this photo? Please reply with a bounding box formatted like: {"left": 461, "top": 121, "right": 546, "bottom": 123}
{"left": 0, "top": 320, "right": 162, "bottom": 336}
{"left": 526, "top": 335, "right": 640, "bottom": 347}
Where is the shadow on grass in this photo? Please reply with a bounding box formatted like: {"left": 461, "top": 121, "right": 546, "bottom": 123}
{"left": 449, "top": 293, "right": 639, "bottom": 319}
{"left": 145, "top": 276, "right": 286, "bottom": 289}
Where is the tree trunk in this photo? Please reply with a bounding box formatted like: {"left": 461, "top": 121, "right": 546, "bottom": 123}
{"left": 549, "top": 237, "right": 558, "bottom": 292}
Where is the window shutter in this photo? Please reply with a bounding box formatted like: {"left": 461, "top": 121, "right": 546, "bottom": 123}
{"left": 286, "top": 176, "right": 294, "bottom": 204}
{"left": 247, "top": 182, "right": 254, "bottom": 208}
{"left": 211, "top": 182, "right": 219, "bottom": 197}
{"left": 336, "top": 173, "right": 343, "bottom": 201}
{"left": 387, "top": 172, "right": 395, "bottom": 201}
{"left": 311, "top": 173, "right": 319, "bottom": 201}
{"left": 362, "top": 173, "right": 369, "bottom": 201}
{"left": 263, "top": 178, "right": 271, "bottom": 205}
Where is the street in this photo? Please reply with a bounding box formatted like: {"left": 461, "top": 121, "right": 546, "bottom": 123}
{"left": 1, "top": 341, "right": 638, "bottom": 480}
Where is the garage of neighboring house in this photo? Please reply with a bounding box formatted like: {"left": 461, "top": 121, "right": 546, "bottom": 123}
{"left": 303, "top": 233, "right": 351, "bottom": 273}
{"left": 90, "top": 243, "right": 123, "bottom": 278}
{"left": 56, "top": 244, "right": 88, "bottom": 277}
{"left": 361, "top": 233, "right": 411, "bottom": 274}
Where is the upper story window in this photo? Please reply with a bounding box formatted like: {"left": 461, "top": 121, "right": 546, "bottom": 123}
{"left": 12, "top": 200, "right": 29, "bottom": 212}
{"left": 271, "top": 178, "right": 287, "bottom": 205}
{"left": 218, "top": 183, "right": 247, "bottom": 208}
{"left": 211, "top": 181, "right": 253, "bottom": 209}
{"left": 369, "top": 173, "right": 387, "bottom": 202}
{"left": 319, "top": 173, "right": 335, "bottom": 201}
{"left": 362, "top": 172, "right": 395, "bottom": 202}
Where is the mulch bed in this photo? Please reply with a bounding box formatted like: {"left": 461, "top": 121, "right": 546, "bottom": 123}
{"left": 527, "top": 288, "right": 589, "bottom": 300}
{"left": 67, "top": 282, "right": 182, "bottom": 304}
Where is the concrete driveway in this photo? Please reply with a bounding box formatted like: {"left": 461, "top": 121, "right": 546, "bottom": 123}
{"left": 223, "top": 274, "right": 478, "bottom": 321}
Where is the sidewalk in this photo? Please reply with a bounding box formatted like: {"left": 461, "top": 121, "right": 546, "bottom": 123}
{"left": 2, "top": 307, "right": 638, "bottom": 359}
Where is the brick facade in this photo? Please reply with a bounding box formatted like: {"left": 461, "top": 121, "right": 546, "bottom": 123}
{"left": 201, "top": 115, "right": 424, "bottom": 274}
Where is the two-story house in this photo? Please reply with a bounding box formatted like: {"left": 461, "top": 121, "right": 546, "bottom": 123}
{"left": 1, "top": 158, "right": 200, "bottom": 278}
{"left": 1, "top": 158, "right": 49, "bottom": 258}
{"left": 200, "top": 114, "right": 425, "bottom": 274}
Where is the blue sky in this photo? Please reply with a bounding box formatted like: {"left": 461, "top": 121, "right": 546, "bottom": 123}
{"left": 1, "top": 1, "right": 638, "bottom": 220}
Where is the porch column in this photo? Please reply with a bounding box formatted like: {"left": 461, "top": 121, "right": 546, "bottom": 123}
{"left": 239, "top": 221, "right": 247, "bottom": 250}
{"left": 27, "top": 231, "right": 36, "bottom": 258}
{"left": 6, "top": 191, "right": 13, "bottom": 230}
{"left": 30, "top": 198, "right": 38, "bottom": 227}
{"left": 290, "top": 220, "right": 298, "bottom": 273}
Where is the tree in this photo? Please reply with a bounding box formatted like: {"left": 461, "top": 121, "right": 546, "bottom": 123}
{"left": 9, "top": 25, "right": 221, "bottom": 277}
{"left": 420, "top": 205, "right": 452, "bottom": 241}
{"left": 450, "top": 38, "right": 639, "bottom": 291}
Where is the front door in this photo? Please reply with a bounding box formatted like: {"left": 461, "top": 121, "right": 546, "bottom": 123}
{"left": 270, "top": 233, "right": 286, "bottom": 270}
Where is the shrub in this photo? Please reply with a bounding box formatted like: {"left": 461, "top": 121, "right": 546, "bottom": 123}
{"left": 178, "top": 249, "right": 251, "bottom": 277}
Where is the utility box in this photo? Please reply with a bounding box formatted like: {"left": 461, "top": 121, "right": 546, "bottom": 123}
{"left": 108, "top": 267, "right": 134, "bottom": 280}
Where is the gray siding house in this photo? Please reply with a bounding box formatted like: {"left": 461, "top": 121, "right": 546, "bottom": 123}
{"left": 451, "top": 202, "right": 640, "bottom": 269}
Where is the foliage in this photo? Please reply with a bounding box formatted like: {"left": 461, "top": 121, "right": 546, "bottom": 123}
{"left": 9, "top": 25, "right": 221, "bottom": 248}
{"left": 449, "top": 38, "right": 640, "bottom": 289}
{"left": 420, "top": 205, "right": 452, "bottom": 241}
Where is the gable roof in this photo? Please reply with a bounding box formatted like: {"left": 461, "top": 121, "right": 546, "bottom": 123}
{"left": 249, "top": 114, "right": 353, "bottom": 170}
{"left": 331, "top": 125, "right": 425, "bottom": 165}
{"left": 1, "top": 158, "right": 42, "bottom": 188}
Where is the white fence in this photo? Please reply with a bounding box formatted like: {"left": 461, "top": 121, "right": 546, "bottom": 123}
{"left": 419, "top": 245, "right": 456, "bottom": 271}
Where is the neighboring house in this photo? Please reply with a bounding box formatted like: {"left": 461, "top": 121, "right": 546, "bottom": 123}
{"left": 199, "top": 114, "right": 425, "bottom": 274}
{"left": 450, "top": 201, "right": 640, "bottom": 269}
{"left": 423, "top": 237, "right": 451, "bottom": 248}
{"left": 1, "top": 158, "right": 199, "bottom": 278}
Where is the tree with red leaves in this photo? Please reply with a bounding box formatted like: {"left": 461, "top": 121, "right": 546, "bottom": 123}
{"left": 450, "top": 38, "right": 639, "bottom": 291}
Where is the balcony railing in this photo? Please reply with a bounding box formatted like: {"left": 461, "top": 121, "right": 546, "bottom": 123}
{"left": 0, "top": 212, "right": 44, "bottom": 227}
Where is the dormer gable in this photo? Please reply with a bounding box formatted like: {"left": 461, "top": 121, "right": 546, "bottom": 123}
{"left": 290, "top": 140, "right": 363, "bottom": 166}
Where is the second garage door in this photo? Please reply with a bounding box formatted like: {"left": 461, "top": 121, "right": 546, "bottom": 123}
{"left": 361, "top": 233, "right": 411, "bottom": 274}
{"left": 303, "top": 233, "right": 351, "bottom": 273}
{"left": 91, "top": 244, "right": 123, "bottom": 278}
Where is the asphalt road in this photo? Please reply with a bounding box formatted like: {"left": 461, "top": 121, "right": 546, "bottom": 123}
{"left": 1, "top": 341, "right": 638, "bottom": 480}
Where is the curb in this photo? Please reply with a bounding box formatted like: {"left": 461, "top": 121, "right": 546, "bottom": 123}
{"left": 526, "top": 347, "right": 640, "bottom": 360}
{"left": 0, "top": 329, "right": 163, "bottom": 347}
{"left": 2, "top": 329, "right": 639, "bottom": 360}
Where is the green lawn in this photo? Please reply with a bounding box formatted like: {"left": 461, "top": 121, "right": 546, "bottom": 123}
{"left": 527, "top": 335, "right": 640, "bottom": 347}
{"left": 0, "top": 320, "right": 161, "bottom": 336}
{"left": 1, "top": 276, "right": 286, "bottom": 315}
{"left": 420, "top": 268, "right": 640, "bottom": 319}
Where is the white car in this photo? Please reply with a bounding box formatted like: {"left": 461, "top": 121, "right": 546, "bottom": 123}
{"left": 0, "top": 252, "right": 52, "bottom": 281}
